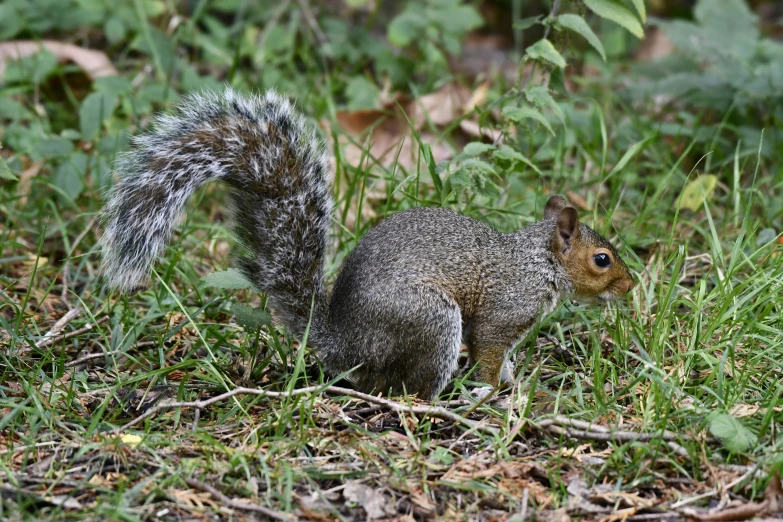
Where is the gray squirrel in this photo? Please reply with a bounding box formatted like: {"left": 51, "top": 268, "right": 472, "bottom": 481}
{"left": 101, "top": 88, "right": 635, "bottom": 400}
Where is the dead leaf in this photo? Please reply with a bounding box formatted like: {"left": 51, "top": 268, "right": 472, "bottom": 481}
{"left": 565, "top": 191, "right": 589, "bottom": 211}
{"left": 324, "top": 82, "right": 497, "bottom": 229}
{"left": 0, "top": 40, "right": 118, "bottom": 80}
{"left": 43, "top": 495, "right": 83, "bottom": 509}
{"left": 16, "top": 161, "right": 44, "bottom": 208}
{"left": 635, "top": 27, "right": 674, "bottom": 61}
{"left": 410, "top": 82, "right": 472, "bottom": 127}
{"left": 343, "top": 481, "right": 395, "bottom": 519}
{"left": 170, "top": 488, "right": 218, "bottom": 509}
{"left": 729, "top": 404, "right": 759, "bottom": 418}
{"left": 678, "top": 175, "right": 718, "bottom": 212}
{"left": 765, "top": 472, "right": 782, "bottom": 512}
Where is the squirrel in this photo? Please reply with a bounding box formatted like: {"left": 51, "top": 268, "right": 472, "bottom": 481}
{"left": 100, "top": 88, "right": 636, "bottom": 400}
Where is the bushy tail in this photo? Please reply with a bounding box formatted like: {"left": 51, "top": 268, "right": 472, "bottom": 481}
{"left": 100, "top": 88, "right": 333, "bottom": 337}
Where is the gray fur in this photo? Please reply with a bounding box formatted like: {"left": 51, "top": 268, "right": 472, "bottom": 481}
{"left": 100, "top": 88, "right": 331, "bottom": 336}
{"left": 324, "top": 208, "right": 573, "bottom": 397}
{"left": 101, "top": 88, "right": 633, "bottom": 401}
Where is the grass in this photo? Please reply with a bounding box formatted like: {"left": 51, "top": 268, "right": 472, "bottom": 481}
{"left": 1, "top": 0, "right": 783, "bottom": 520}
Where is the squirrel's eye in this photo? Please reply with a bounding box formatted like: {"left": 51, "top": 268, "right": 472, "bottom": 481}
{"left": 594, "top": 253, "right": 611, "bottom": 268}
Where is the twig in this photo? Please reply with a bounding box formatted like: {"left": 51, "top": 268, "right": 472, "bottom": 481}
{"left": 297, "top": 0, "right": 331, "bottom": 54}
{"left": 0, "top": 440, "right": 59, "bottom": 456}
{"left": 670, "top": 466, "right": 762, "bottom": 509}
{"left": 64, "top": 340, "right": 158, "bottom": 367}
{"left": 535, "top": 416, "right": 691, "bottom": 458}
{"left": 64, "top": 350, "right": 121, "bottom": 367}
{"left": 113, "top": 385, "right": 497, "bottom": 435}
{"left": 33, "top": 316, "right": 109, "bottom": 349}
{"left": 36, "top": 308, "right": 82, "bottom": 347}
{"left": 541, "top": 414, "right": 698, "bottom": 441}
{"left": 519, "top": 487, "right": 529, "bottom": 521}
{"left": 183, "top": 478, "right": 295, "bottom": 521}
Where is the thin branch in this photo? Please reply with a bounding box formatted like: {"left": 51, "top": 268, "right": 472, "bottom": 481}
{"left": 36, "top": 308, "right": 82, "bottom": 347}
{"left": 545, "top": 424, "right": 690, "bottom": 458}
{"left": 113, "top": 385, "right": 497, "bottom": 435}
{"left": 533, "top": 415, "right": 696, "bottom": 458}
{"left": 183, "top": 478, "right": 296, "bottom": 521}
{"left": 64, "top": 340, "right": 158, "bottom": 368}
{"left": 542, "top": 414, "right": 699, "bottom": 441}
{"left": 32, "top": 315, "right": 109, "bottom": 350}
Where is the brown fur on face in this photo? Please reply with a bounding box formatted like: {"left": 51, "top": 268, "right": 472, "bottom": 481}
{"left": 545, "top": 195, "right": 635, "bottom": 303}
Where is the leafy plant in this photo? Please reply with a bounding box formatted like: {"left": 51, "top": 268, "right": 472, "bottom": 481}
{"left": 387, "top": 0, "right": 483, "bottom": 76}
{"left": 440, "top": 0, "right": 646, "bottom": 203}
{"left": 627, "top": 0, "right": 783, "bottom": 164}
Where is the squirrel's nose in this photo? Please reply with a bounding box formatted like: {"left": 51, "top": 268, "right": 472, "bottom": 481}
{"left": 623, "top": 277, "right": 636, "bottom": 294}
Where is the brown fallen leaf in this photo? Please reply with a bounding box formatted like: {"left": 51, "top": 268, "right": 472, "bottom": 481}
{"left": 343, "top": 481, "right": 395, "bottom": 520}
{"left": 634, "top": 27, "right": 675, "bottom": 61}
{"left": 0, "top": 40, "right": 118, "bottom": 81}
{"left": 729, "top": 403, "right": 759, "bottom": 418}
{"left": 324, "top": 82, "right": 495, "bottom": 228}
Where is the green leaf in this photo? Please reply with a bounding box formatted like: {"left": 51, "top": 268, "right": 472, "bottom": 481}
{"left": 514, "top": 15, "right": 541, "bottom": 31}
{"left": 345, "top": 76, "right": 379, "bottom": 111}
{"left": 3, "top": 49, "right": 58, "bottom": 84}
{"left": 709, "top": 413, "right": 758, "bottom": 453}
{"left": 463, "top": 142, "right": 496, "bottom": 157}
{"left": 492, "top": 145, "right": 543, "bottom": 176}
{"left": 387, "top": 10, "right": 423, "bottom": 47}
{"left": 525, "top": 86, "right": 565, "bottom": 124}
{"left": 460, "top": 158, "right": 495, "bottom": 174}
{"left": 502, "top": 106, "right": 555, "bottom": 136}
{"left": 53, "top": 152, "right": 88, "bottom": 201}
{"left": 583, "top": 0, "right": 644, "bottom": 39}
{"left": 0, "top": 156, "right": 16, "bottom": 181}
{"left": 629, "top": 0, "right": 646, "bottom": 23}
{"left": 678, "top": 174, "right": 718, "bottom": 212}
{"left": 203, "top": 268, "right": 254, "bottom": 290}
{"left": 0, "top": 4, "right": 22, "bottom": 39}
{"left": 525, "top": 39, "right": 566, "bottom": 68}
{"left": 439, "top": 5, "right": 483, "bottom": 34}
{"left": 33, "top": 137, "right": 74, "bottom": 161}
{"left": 606, "top": 136, "right": 652, "bottom": 179}
{"left": 79, "top": 92, "right": 118, "bottom": 141}
{"left": 694, "top": 0, "right": 758, "bottom": 59}
{"left": 557, "top": 14, "right": 606, "bottom": 61}
{"left": 230, "top": 303, "right": 271, "bottom": 332}
{"left": 0, "top": 98, "right": 29, "bottom": 120}
{"left": 104, "top": 16, "right": 127, "bottom": 44}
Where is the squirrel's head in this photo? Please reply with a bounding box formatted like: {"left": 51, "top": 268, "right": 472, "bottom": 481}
{"left": 544, "top": 195, "right": 635, "bottom": 303}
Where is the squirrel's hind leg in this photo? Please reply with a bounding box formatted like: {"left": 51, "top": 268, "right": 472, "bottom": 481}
{"left": 329, "top": 284, "right": 463, "bottom": 400}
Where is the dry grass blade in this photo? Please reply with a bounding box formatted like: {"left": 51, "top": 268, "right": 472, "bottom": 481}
{"left": 31, "top": 316, "right": 109, "bottom": 350}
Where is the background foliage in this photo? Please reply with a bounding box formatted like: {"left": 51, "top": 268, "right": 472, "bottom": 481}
{"left": 1, "top": 0, "right": 782, "bottom": 519}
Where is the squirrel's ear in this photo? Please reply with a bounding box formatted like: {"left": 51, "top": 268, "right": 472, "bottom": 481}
{"left": 553, "top": 207, "right": 580, "bottom": 255}
{"left": 544, "top": 195, "right": 569, "bottom": 220}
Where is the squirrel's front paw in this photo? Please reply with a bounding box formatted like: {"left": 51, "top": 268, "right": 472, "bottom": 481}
{"left": 468, "top": 385, "right": 495, "bottom": 401}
